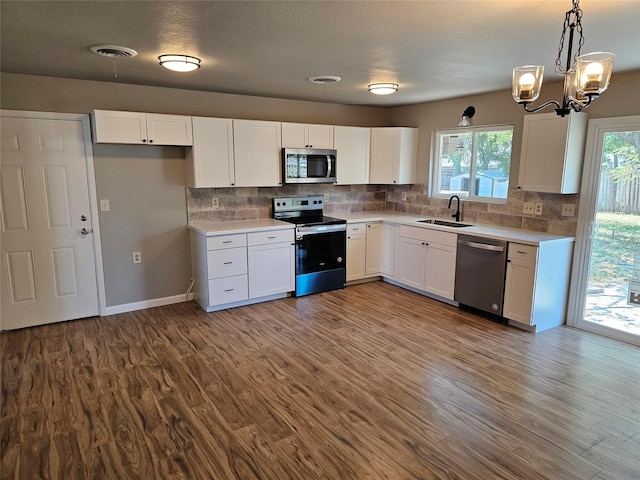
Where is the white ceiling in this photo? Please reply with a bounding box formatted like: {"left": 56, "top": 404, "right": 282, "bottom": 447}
{"left": 1, "top": 1, "right": 639, "bottom": 107}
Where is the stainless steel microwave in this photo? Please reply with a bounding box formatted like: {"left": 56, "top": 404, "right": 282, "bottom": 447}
{"left": 283, "top": 148, "right": 337, "bottom": 184}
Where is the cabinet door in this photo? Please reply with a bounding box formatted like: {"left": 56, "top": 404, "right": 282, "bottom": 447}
{"left": 518, "top": 112, "right": 586, "bottom": 193}
{"left": 365, "top": 223, "right": 382, "bottom": 275}
{"left": 381, "top": 224, "right": 396, "bottom": 278}
{"left": 369, "top": 128, "right": 396, "bottom": 183}
{"left": 347, "top": 224, "right": 366, "bottom": 281}
{"left": 248, "top": 242, "right": 294, "bottom": 298}
{"left": 146, "top": 113, "right": 193, "bottom": 146}
{"left": 281, "top": 122, "right": 308, "bottom": 147}
{"left": 233, "top": 120, "right": 282, "bottom": 187}
{"left": 91, "top": 110, "right": 147, "bottom": 144}
{"left": 334, "top": 126, "right": 370, "bottom": 184}
{"left": 503, "top": 259, "right": 536, "bottom": 324}
{"left": 187, "top": 117, "right": 235, "bottom": 188}
{"left": 307, "top": 124, "right": 334, "bottom": 148}
{"left": 395, "top": 128, "right": 418, "bottom": 184}
{"left": 395, "top": 236, "right": 426, "bottom": 290}
{"left": 424, "top": 243, "right": 456, "bottom": 300}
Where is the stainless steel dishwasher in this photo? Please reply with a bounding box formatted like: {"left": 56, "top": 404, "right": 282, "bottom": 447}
{"left": 454, "top": 234, "right": 508, "bottom": 316}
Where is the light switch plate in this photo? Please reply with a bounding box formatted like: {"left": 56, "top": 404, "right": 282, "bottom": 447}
{"left": 562, "top": 204, "right": 576, "bottom": 216}
{"left": 402, "top": 192, "right": 407, "bottom": 201}
{"left": 523, "top": 202, "right": 534, "bottom": 214}
{"left": 100, "top": 199, "right": 110, "bottom": 212}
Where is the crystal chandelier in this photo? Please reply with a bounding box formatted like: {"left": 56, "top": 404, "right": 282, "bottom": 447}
{"left": 512, "top": 0, "right": 614, "bottom": 117}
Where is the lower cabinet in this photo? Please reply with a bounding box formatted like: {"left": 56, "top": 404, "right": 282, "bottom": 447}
{"left": 248, "top": 230, "right": 295, "bottom": 298}
{"left": 346, "top": 222, "right": 383, "bottom": 282}
{"left": 394, "top": 225, "right": 457, "bottom": 300}
{"left": 190, "top": 228, "right": 294, "bottom": 312}
{"left": 503, "top": 241, "right": 573, "bottom": 332}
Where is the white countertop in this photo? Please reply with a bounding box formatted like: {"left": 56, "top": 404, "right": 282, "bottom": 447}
{"left": 188, "top": 219, "right": 293, "bottom": 236}
{"left": 336, "top": 211, "right": 574, "bottom": 246}
{"left": 189, "top": 212, "right": 574, "bottom": 246}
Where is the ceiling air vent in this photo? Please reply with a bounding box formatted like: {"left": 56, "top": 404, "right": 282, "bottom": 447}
{"left": 308, "top": 76, "right": 341, "bottom": 84}
{"left": 89, "top": 45, "right": 138, "bottom": 58}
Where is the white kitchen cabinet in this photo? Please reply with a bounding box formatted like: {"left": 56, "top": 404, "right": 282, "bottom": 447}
{"left": 91, "top": 110, "right": 193, "bottom": 145}
{"left": 191, "top": 232, "right": 248, "bottom": 310}
{"left": 518, "top": 112, "right": 587, "bottom": 193}
{"left": 186, "top": 117, "right": 235, "bottom": 188}
{"left": 394, "top": 225, "right": 457, "bottom": 300}
{"left": 365, "top": 222, "right": 382, "bottom": 276}
{"left": 334, "top": 126, "right": 370, "bottom": 184}
{"left": 381, "top": 223, "right": 396, "bottom": 278}
{"left": 281, "top": 122, "right": 334, "bottom": 148}
{"left": 369, "top": 127, "right": 418, "bottom": 184}
{"left": 503, "top": 241, "right": 573, "bottom": 332}
{"left": 247, "top": 229, "right": 295, "bottom": 298}
{"left": 233, "top": 119, "right": 282, "bottom": 187}
{"left": 346, "top": 223, "right": 367, "bottom": 281}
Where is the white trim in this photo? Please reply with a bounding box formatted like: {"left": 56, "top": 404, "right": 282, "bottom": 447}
{"left": 105, "top": 293, "right": 194, "bottom": 316}
{"left": 567, "top": 115, "right": 640, "bottom": 345}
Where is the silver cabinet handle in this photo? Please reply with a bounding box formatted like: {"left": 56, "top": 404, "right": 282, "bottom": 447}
{"left": 223, "top": 261, "right": 233, "bottom": 265}
{"left": 224, "top": 288, "right": 234, "bottom": 292}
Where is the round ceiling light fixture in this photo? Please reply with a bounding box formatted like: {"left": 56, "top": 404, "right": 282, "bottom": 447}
{"left": 158, "top": 54, "right": 201, "bottom": 72}
{"left": 308, "top": 75, "right": 342, "bottom": 84}
{"left": 368, "top": 83, "right": 398, "bottom": 95}
{"left": 89, "top": 45, "right": 138, "bottom": 58}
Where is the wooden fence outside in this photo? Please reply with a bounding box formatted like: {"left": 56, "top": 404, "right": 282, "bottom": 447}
{"left": 597, "top": 172, "right": 640, "bottom": 214}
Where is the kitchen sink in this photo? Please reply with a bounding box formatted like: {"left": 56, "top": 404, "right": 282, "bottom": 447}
{"left": 416, "top": 219, "right": 471, "bottom": 228}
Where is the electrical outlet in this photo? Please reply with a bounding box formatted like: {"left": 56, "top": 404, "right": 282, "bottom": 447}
{"left": 211, "top": 197, "right": 219, "bottom": 208}
{"left": 523, "top": 202, "right": 535, "bottom": 215}
{"left": 402, "top": 192, "right": 407, "bottom": 201}
{"left": 535, "top": 203, "right": 543, "bottom": 215}
{"left": 562, "top": 204, "right": 576, "bottom": 216}
{"left": 100, "top": 199, "right": 110, "bottom": 212}
{"left": 132, "top": 251, "right": 141, "bottom": 264}
{"left": 324, "top": 193, "right": 330, "bottom": 203}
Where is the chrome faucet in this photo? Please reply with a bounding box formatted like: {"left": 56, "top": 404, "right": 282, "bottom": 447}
{"left": 448, "top": 195, "right": 461, "bottom": 222}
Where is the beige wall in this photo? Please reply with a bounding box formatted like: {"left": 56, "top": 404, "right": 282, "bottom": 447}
{"left": 384, "top": 69, "right": 640, "bottom": 234}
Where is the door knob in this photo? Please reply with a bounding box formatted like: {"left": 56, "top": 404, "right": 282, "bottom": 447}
{"left": 81, "top": 227, "right": 93, "bottom": 237}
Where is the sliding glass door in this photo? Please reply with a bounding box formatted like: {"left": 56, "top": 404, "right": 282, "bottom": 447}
{"left": 568, "top": 116, "right": 640, "bottom": 345}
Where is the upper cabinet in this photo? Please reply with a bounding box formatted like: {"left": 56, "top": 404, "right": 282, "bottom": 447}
{"left": 334, "top": 126, "right": 370, "bottom": 184}
{"left": 369, "top": 127, "right": 418, "bottom": 184}
{"left": 281, "top": 122, "right": 334, "bottom": 148}
{"left": 186, "top": 117, "right": 235, "bottom": 188}
{"left": 91, "top": 110, "right": 193, "bottom": 146}
{"left": 518, "top": 112, "right": 587, "bottom": 194}
{"left": 233, "top": 119, "right": 282, "bottom": 187}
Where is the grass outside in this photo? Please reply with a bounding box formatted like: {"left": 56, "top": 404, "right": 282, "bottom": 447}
{"left": 588, "top": 212, "right": 640, "bottom": 287}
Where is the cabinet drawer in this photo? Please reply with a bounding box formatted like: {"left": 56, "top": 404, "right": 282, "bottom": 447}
{"left": 398, "top": 225, "right": 457, "bottom": 247}
{"left": 207, "top": 247, "right": 247, "bottom": 278}
{"left": 347, "top": 223, "right": 366, "bottom": 235}
{"left": 208, "top": 275, "right": 248, "bottom": 306}
{"left": 247, "top": 229, "right": 294, "bottom": 246}
{"left": 206, "top": 234, "right": 247, "bottom": 250}
{"left": 508, "top": 243, "right": 538, "bottom": 262}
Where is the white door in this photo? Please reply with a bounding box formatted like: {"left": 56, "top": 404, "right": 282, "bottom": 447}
{"left": 568, "top": 115, "right": 640, "bottom": 346}
{"left": 1, "top": 116, "right": 99, "bottom": 330}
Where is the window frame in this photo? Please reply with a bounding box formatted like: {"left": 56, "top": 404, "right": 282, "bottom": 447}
{"left": 430, "top": 124, "right": 514, "bottom": 203}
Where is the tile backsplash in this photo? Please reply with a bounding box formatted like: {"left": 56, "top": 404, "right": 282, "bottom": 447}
{"left": 187, "top": 184, "right": 578, "bottom": 236}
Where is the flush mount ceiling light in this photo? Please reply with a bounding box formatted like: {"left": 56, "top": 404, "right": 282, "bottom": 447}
{"left": 158, "top": 54, "right": 201, "bottom": 72}
{"left": 512, "top": 0, "right": 614, "bottom": 116}
{"left": 368, "top": 83, "right": 398, "bottom": 95}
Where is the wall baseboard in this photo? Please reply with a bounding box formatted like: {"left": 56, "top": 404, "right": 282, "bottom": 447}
{"left": 104, "top": 293, "right": 194, "bottom": 316}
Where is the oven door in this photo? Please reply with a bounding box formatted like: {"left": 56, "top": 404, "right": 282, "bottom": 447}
{"left": 294, "top": 225, "right": 346, "bottom": 296}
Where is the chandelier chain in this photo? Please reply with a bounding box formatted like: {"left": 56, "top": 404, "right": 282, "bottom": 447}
{"left": 555, "top": 0, "right": 585, "bottom": 75}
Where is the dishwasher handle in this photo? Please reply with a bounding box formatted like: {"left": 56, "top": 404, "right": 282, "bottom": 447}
{"left": 458, "top": 239, "right": 505, "bottom": 252}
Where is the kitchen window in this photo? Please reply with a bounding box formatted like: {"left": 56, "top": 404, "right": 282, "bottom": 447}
{"left": 432, "top": 125, "right": 513, "bottom": 201}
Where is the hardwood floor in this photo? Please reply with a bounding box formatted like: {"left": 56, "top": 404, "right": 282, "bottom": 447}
{"left": 2, "top": 282, "right": 639, "bottom": 479}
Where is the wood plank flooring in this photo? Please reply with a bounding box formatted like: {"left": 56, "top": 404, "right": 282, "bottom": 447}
{"left": 2, "top": 282, "right": 639, "bottom": 479}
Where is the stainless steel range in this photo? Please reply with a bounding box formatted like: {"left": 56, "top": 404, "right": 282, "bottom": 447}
{"left": 273, "top": 196, "right": 346, "bottom": 297}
